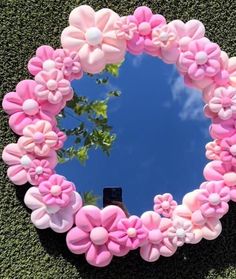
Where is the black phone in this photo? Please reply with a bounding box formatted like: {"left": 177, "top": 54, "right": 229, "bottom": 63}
{"left": 103, "top": 187, "right": 122, "bottom": 207}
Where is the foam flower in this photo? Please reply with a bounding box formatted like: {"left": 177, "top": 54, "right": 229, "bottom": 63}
{"left": 18, "top": 120, "right": 58, "bottom": 157}
{"left": 66, "top": 205, "right": 129, "bottom": 267}
{"left": 210, "top": 117, "right": 236, "bottom": 140}
{"left": 24, "top": 186, "right": 82, "bottom": 233}
{"left": 139, "top": 211, "right": 177, "bottom": 262}
{"left": 126, "top": 6, "right": 166, "bottom": 56}
{"left": 27, "top": 159, "right": 54, "bottom": 185}
{"left": 153, "top": 193, "right": 177, "bottom": 217}
{"left": 205, "top": 140, "right": 221, "bottom": 160}
{"left": 219, "top": 134, "right": 236, "bottom": 166}
{"left": 53, "top": 128, "right": 67, "bottom": 150}
{"left": 109, "top": 216, "right": 148, "bottom": 250}
{"left": 2, "top": 80, "right": 56, "bottom": 135}
{"left": 61, "top": 5, "right": 126, "bottom": 74}
{"left": 2, "top": 142, "right": 57, "bottom": 185}
{"left": 38, "top": 174, "right": 75, "bottom": 207}
{"left": 35, "top": 69, "right": 73, "bottom": 105}
{"left": 114, "top": 16, "right": 137, "bottom": 40}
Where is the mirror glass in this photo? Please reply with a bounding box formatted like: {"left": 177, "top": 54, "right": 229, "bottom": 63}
{"left": 56, "top": 53, "right": 210, "bottom": 215}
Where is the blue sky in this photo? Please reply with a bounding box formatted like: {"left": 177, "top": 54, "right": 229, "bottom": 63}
{"left": 56, "top": 53, "right": 211, "bottom": 216}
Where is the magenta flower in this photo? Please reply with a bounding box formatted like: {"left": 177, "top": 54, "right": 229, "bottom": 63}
{"left": 205, "top": 140, "right": 221, "bottom": 160}
{"left": 140, "top": 211, "right": 177, "bottom": 262}
{"left": 210, "top": 117, "right": 236, "bottom": 140}
{"left": 2, "top": 80, "right": 56, "bottom": 135}
{"left": 127, "top": 6, "right": 166, "bottom": 56}
{"left": 114, "top": 16, "right": 137, "bottom": 40}
{"left": 198, "top": 181, "right": 230, "bottom": 218}
{"left": 66, "top": 205, "right": 129, "bottom": 267}
{"left": 38, "top": 174, "right": 75, "bottom": 207}
{"left": 27, "top": 159, "right": 54, "bottom": 185}
{"left": 18, "top": 120, "right": 58, "bottom": 157}
{"left": 109, "top": 215, "right": 148, "bottom": 250}
{"left": 219, "top": 133, "right": 236, "bottom": 166}
{"left": 153, "top": 193, "right": 177, "bottom": 217}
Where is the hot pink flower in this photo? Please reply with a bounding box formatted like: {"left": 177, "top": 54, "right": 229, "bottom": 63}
{"left": 2, "top": 142, "right": 57, "bottom": 185}
{"left": 198, "top": 181, "right": 230, "bottom": 218}
{"left": 109, "top": 216, "right": 148, "bottom": 250}
{"left": 61, "top": 5, "right": 126, "bottom": 74}
{"left": 2, "top": 80, "right": 56, "bottom": 135}
{"left": 127, "top": 6, "right": 166, "bottom": 56}
{"left": 66, "top": 205, "right": 129, "bottom": 267}
{"left": 18, "top": 120, "right": 58, "bottom": 157}
{"left": 153, "top": 193, "right": 177, "bottom": 217}
{"left": 35, "top": 69, "right": 73, "bottom": 105}
{"left": 24, "top": 186, "right": 82, "bottom": 233}
{"left": 140, "top": 211, "right": 177, "bottom": 262}
{"left": 205, "top": 140, "right": 221, "bottom": 160}
{"left": 114, "top": 16, "right": 137, "bottom": 40}
{"left": 27, "top": 159, "right": 54, "bottom": 185}
{"left": 210, "top": 117, "right": 236, "bottom": 140}
{"left": 38, "top": 174, "right": 75, "bottom": 207}
{"left": 53, "top": 128, "right": 67, "bottom": 150}
{"left": 219, "top": 134, "right": 236, "bottom": 166}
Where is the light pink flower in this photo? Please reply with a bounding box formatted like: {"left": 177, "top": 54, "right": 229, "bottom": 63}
{"left": 114, "top": 16, "right": 137, "bottom": 40}
{"left": 140, "top": 211, "right": 177, "bottom": 262}
{"left": 198, "top": 181, "right": 230, "bottom": 218}
{"left": 205, "top": 140, "right": 221, "bottom": 160}
{"left": 152, "top": 25, "right": 176, "bottom": 49}
{"left": 24, "top": 186, "right": 82, "bottom": 233}
{"left": 66, "top": 205, "right": 129, "bottom": 267}
{"left": 27, "top": 159, "right": 54, "bottom": 185}
{"left": 38, "top": 174, "right": 75, "bottom": 207}
{"left": 61, "top": 5, "right": 126, "bottom": 74}
{"left": 219, "top": 134, "right": 236, "bottom": 166}
{"left": 18, "top": 120, "right": 58, "bottom": 157}
{"left": 127, "top": 6, "right": 166, "bottom": 56}
{"left": 153, "top": 193, "right": 177, "bottom": 217}
{"left": 53, "top": 128, "right": 67, "bottom": 150}
{"left": 109, "top": 216, "right": 148, "bottom": 250}
{"left": 2, "top": 142, "right": 57, "bottom": 185}
{"left": 35, "top": 69, "right": 73, "bottom": 105}
{"left": 2, "top": 80, "right": 56, "bottom": 135}
{"left": 210, "top": 117, "right": 236, "bottom": 140}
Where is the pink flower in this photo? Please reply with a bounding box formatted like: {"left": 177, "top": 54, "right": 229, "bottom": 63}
{"left": 114, "top": 16, "right": 137, "bottom": 40}
{"left": 109, "top": 216, "right": 148, "bottom": 250}
{"left": 208, "top": 87, "right": 236, "bottom": 120}
{"left": 27, "top": 159, "right": 54, "bottom": 185}
{"left": 178, "top": 37, "right": 221, "bottom": 82}
{"left": 61, "top": 5, "right": 126, "bottom": 74}
{"left": 168, "top": 218, "right": 194, "bottom": 247}
{"left": 219, "top": 134, "right": 236, "bottom": 166}
{"left": 38, "top": 174, "right": 75, "bottom": 207}
{"left": 153, "top": 193, "right": 177, "bottom": 217}
{"left": 24, "top": 186, "right": 82, "bottom": 233}
{"left": 53, "top": 128, "right": 67, "bottom": 150}
{"left": 18, "top": 120, "right": 58, "bottom": 157}
{"left": 2, "top": 80, "right": 56, "bottom": 135}
{"left": 127, "top": 6, "right": 166, "bottom": 56}
{"left": 35, "top": 69, "right": 73, "bottom": 105}
{"left": 2, "top": 142, "right": 57, "bottom": 185}
{"left": 210, "top": 117, "right": 236, "bottom": 140}
{"left": 66, "top": 205, "right": 129, "bottom": 267}
{"left": 198, "top": 181, "right": 230, "bottom": 218}
{"left": 205, "top": 140, "right": 221, "bottom": 160}
{"left": 140, "top": 211, "right": 177, "bottom": 262}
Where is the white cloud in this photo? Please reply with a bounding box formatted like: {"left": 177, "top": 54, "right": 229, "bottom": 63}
{"left": 132, "top": 55, "right": 144, "bottom": 67}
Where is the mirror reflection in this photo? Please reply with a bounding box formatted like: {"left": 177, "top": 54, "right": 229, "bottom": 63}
{"left": 56, "top": 53, "right": 210, "bottom": 215}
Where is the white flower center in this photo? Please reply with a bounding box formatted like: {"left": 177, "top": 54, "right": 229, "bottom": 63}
{"left": 85, "top": 27, "right": 103, "bottom": 46}
{"left": 195, "top": 51, "right": 208, "bottom": 65}
{"left": 127, "top": 227, "right": 137, "bottom": 238}
{"left": 209, "top": 193, "right": 221, "bottom": 205}
{"left": 230, "top": 144, "right": 236, "bottom": 156}
{"left": 90, "top": 227, "right": 108, "bottom": 245}
{"left": 159, "top": 31, "right": 169, "bottom": 42}
{"left": 47, "top": 79, "right": 58, "bottom": 91}
{"left": 43, "top": 59, "right": 56, "bottom": 71}
{"left": 20, "top": 155, "right": 32, "bottom": 166}
{"left": 50, "top": 185, "right": 62, "bottom": 196}
{"left": 35, "top": 166, "right": 43, "bottom": 174}
{"left": 161, "top": 200, "right": 170, "bottom": 209}
{"left": 223, "top": 172, "right": 236, "bottom": 186}
{"left": 22, "top": 99, "right": 39, "bottom": 116}
{"left": 176, "top": 228, "right": 186, "bottom": 238}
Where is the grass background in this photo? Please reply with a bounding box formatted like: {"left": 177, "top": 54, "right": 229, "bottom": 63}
{"left": 1, "top": 0, "right": 236, "bottom": 278}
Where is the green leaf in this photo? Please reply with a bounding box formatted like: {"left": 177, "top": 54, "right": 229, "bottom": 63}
{"left": 91, "top": 101, "right": 107, "bottom": 118}
{"left": 76, "top": 147, "right": 88, "bottom": 164}
{"left": 105, "top": 62, "right": 123, "bottom": 77}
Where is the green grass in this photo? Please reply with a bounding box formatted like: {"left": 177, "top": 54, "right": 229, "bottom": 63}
{"left": 1, "top": 0, "right": 236, "bottom": 278}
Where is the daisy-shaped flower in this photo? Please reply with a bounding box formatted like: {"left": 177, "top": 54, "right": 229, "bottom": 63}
{"left": 61, "top": 5, "right": 126, "bottom": 74}
{"left": 114, "top": 16, "right": 137, "bottom": 40}
{"left": 66, "top": 205, "right": 129, "bottom": 267}
{"left": 24, "top": 186, "right": 82, "bottom": 233}
{"left": 140, "top": 211, "right": 177, "bottom": 262}
{"left": 205, "top": 140, "right": 221, "bottom": 160}
{"left": 153, "top": 193, "right": 177, "bottom": 218}
{"left": 219, "top": 134, "right": 236, "bottom": 166}
{"left": 210, "top": 116, "right": 236, "bottom": 140}
{"left": 39, "top": 174, "right": 75, "bottom": 207}
{"left": 18, "top": 120, "right": 58, "bottom": 157}
{"left": 27, "top": 159, "right": 54, "bottom": 185}
{"left": 109, "top": 215, "right": 148, "bottom": 250}
{"left": 2, "top": 80, "right": 56, "bottom": 135}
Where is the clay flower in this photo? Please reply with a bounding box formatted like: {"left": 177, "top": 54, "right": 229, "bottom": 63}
{"left": 127, "top": 6, "right": 166, "bottom": 56}
{"left": 167, "top": 218, "right": 194, "bottom": 247}
{"left": 2, "top": 80, "right": 56, "bottom": 135}
{"left": 219, "top": 133, "right": 236, "bottom": 166}
{"left": 153, "top": 193, "right": 177, "bottom": 217}
{"left": 66, "top": 205, "right": 129, "bottom": 267}
{"left": 210, "top": 117, "right": 236, "bottom": 140}
{"left": 178, "top": 37, "right": 221, "bottom": 81}
{"left": 2, "top": 142, "right": 57, "bottom": 185}
{"left": 114, "top": 16, "right": 137, "bottom": 40}
{"left": 140, "top": 211, "right": 177, "bottom": 262}
{"left": 18, "top": 120, "right": 58, "bottom": 157}
{"left": 205, "top": 140, "right": 221, "bottom": 160}
{"left": 35, "top": 69, "right": 73, "bottom": 105}
{"left": 24, "top": 186, "right": 82, "bottom": 233}
{"left": 53, "top": 128, "right": 67, "bottom": 150}
{"left": 208, "top": 87, "right": 236, "bottom": 120}
{"left": 198, "top": 181, "right": 230, "bottom": 218}
{"left": 38, "top": 174, "right": 75, "bottom": 207}
{"left": 61, "top": 5, "right": 126, "bottom": 74}
{"left": 109, "top": 216, "right": 148, "bottom": 250}
{"left": 27, "top": 159, "right": 54, "bottom": 185}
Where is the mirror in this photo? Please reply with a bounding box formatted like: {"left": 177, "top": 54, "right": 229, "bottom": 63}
{"left": 56, "top": 53, "right": 210, "bottom": 216}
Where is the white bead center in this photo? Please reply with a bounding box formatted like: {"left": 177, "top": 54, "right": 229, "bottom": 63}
{"left": 176, "top": 228, "right": 186, "bottom": 238}
{"left": 20, "top": 155, "right": 32, "bottom": 166}
{"left": 43, "top": 60, "right": 56, "bottom": 71}
{"left": 47, "top": 80, "right": 57, "bottom": 91}
{"left": 209, "top": 193, "right": 221, "bottom": 205}
{"left": 85, "top": 27, "right": 103, "bottom": 46}
{"left": 230, "top": 144, "right": 236, "bottom": 156}
{"left": 127, "top": 227, "right": 137, "bottom": 238}
{"left": 50, "top": 185, "right": 62, "bottom": 196}
{"left": 35, "top": 166, "right": 43, "bottom": 174}
{"left": 160, "top": 32, "right": 169, "bottom": 42}
{"left": 195, "top": 51, "right": 208, "bottom": 65}
{"left": 22, "top": 99, "right": 39, "bottom": 116}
